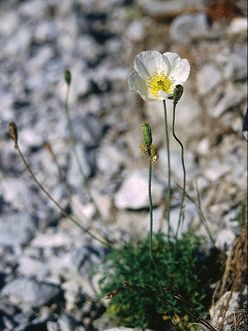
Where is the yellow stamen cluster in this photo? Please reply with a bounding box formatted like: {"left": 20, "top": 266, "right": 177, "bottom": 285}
{"left": 148, "top": 72, "right": 173, "bottom": 97}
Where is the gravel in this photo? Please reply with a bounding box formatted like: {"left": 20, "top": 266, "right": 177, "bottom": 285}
{"left": 0, "top": 0, "right": 247, "bottom": 329}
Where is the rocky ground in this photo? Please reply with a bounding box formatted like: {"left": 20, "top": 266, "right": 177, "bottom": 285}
{"left": 0, "top": 0, "right": 247, "bottom": 330}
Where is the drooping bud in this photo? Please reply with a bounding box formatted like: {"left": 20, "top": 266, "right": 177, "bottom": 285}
{"left": 64, "top": 69, "right": 71, "bottom": 86}
{"left": 142, "top": 122, "right": 152, "bottom": 147}
{"left": 173, "top": 84, "right": 184, "bottom": 103}
{"left": 8, "top": 122, "right": 18, "bottom": 147}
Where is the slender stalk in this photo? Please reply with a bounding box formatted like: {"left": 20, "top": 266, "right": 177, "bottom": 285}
{"left": 176, "top": 182, "right": 215, "bottom": 245}
{"left": 195, "top": 178, "right": 215, "bottom": 244}
{"left": 172, "top": 102, "right": 186, "bottom": 238}
{"left": 14, "top": 142, "right": 112, "bottom": 248}
{"left": 148, "top": 159, "right": 154, "bottom": 260}
{"left": 43, "top": 142, "right": 67, "bottom": 186}
{"left": 64, "top": 84, "right": 105, "bottom": 223}
{"left": 163, "top": 100, "right": 172, "bottom": 234}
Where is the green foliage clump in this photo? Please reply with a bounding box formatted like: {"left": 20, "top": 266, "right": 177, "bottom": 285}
{"left": 99, "top": 232, "right": 210, "bottom": 330}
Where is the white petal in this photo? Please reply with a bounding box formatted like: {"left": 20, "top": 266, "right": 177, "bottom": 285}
{"left": 157, "top": 90, "right": 172, "bottom": 100}
{"left": 128, "top": 71, "right": 153, "bottom": 101}
{"left": 171, "top": 59, "right": 190, "bottom": 84}
{"left": 163, "top": 52, "right": 181, "bottom": 69}
{"left": 134, "top": 50, "right": 169, "bottom": 79}
{"left": 161, "top": 55, "right": 172, "bottom": 76}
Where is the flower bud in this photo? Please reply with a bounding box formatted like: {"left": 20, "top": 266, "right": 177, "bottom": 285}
{"left": 173, "top": 84, "right": 184, "bottom": 103}
{"left": 142, "top": 123, "right": 152, "bottom": 147}
{"left": 8, "top": 122, "right": 18, "bottom": 147}
{"left": 64, "top": 69, "right": 71, "bottom": 86}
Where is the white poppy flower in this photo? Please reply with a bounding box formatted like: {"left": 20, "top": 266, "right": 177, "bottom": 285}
{"left": 128, "top": 50, "right": 190, "bottom": 101}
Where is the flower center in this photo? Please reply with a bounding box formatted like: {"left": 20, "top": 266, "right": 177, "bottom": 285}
{"left": 148, "top": 72, "right": 173, "bottom": 97}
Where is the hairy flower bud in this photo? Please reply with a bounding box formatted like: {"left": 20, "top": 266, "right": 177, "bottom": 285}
{"left": 173, "top": 84, "right": 184, "bottom": 103}
{"left": 8, "top": 122, "right": 18, "bottom": 147}
{"left": 64, "top": 69, "right": 71, "bottom": 86}
{"left": 142, "top": 123, "right": 152, "bottom": 147}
